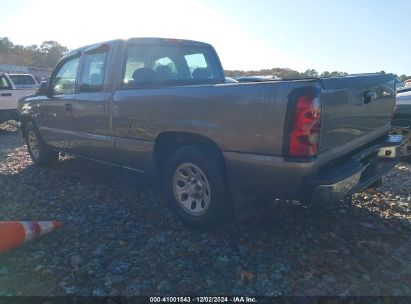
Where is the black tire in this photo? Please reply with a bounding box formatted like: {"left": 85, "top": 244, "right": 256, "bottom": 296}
{"left": 163, "top": 146, "right": 232, "bottom": 230}
{"left": 24, "top": 122, "right": 59, "bottom": 166}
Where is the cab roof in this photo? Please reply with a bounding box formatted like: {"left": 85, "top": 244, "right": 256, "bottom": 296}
{"left": 64, "top": 37, "right": 213, "bottom": 59}
{"left": 126, "top": 37, "right": 212, "bottom": 47}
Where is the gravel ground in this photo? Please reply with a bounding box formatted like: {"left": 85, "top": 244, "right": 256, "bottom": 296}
{"left": 0, "top": 122, "right": 410, "bottom": 296}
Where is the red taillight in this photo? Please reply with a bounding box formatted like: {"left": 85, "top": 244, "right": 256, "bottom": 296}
{"left": 289, "top": 95, "right": 321, "bottom": 157}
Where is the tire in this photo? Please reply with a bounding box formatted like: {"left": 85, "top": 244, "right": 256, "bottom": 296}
{"left": 24, "top": 122, "right": 59, "bottom": 166}
{"left": 163, "top": 146, "right": 232, "bottom": 230}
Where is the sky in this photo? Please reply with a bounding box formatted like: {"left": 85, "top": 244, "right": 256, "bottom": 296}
{"left": 1, "top": 0, "right": 410, "bottom": 75}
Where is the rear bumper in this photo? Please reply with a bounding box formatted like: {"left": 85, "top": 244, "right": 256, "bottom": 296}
{"left": 224, "top": 135, "right": 402, "bottom": 204}
{"left": 305, "top": 135, "right": 402, "bottom": 203}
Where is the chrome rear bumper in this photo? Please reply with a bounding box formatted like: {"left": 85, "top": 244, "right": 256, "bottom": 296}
{"left": 308, "top": 135, "right": 402, "bottom": 203}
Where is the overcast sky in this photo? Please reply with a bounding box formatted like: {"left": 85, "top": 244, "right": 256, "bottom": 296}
{"left": 1, "top": 0, "right": 410, "bottom": 74}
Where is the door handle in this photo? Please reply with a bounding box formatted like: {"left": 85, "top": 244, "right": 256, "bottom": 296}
{"left": 0, "top": 93, "right": 12, "bottom": 97}
{"left": 64, "top": 103, "right": 72, "bottom": 111}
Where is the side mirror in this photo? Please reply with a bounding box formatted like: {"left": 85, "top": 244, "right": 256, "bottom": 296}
{"left": 36, "top": 81, "right": 49, "bottom": 96}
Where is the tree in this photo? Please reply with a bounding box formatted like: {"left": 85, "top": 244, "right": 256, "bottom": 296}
{"left": 0, "top": 38, "right": 69, "bottom": 68}
{"left": 320, "top": 71, "right": 348, "bottom": 77}
{"left": 399, "top": 74, "right": 409, "bottom": 82}
{"left": 321, "top": 71, "right": 331, "bottom": 77}
{"left": 39, "top": 41, "right": 68, "bottom": 68}
{"left": 303, "top": 69, "right": 319, "bottom": 78}
{"left": 0, "top": 37, "right": 13, "bottom": 52}
{"left": 330, "top": 71, "right": 348, "bottom": 77}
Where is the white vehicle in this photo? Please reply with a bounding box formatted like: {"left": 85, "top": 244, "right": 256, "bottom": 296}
{"left": 392, "top": 90, "right": 411, "bottom": 161}
{"left": 9, "top": 73, "right": 38, "bottom": 90}
{"left": 0, "top": 73, "right": 37, "bottom": 123}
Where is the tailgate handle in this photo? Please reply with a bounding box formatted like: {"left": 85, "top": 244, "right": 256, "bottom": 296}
{"left": 363, "top": 91, "right": 373, "bottom": 104}
{"left": 0, "top": 93, "right": 12, "bottom": 97}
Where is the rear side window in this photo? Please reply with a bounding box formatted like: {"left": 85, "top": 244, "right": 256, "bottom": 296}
{"left": 122, "top": 43, "right": 223, "bottom": 88}
{"left": 0, "top": 76, "right": 11, "bottom": 89}
{"left": 51, "top": 56, "right": 80, "bottom": 94}
{"left": 79, "top": 51, "right": 108, "bottom": 92}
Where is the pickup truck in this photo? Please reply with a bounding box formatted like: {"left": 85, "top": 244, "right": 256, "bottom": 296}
{"left": 0, "top": 73, "right": 37, "bottom": 123}
{"left": 18, "top": 37, "right": 401, "bottom": 229}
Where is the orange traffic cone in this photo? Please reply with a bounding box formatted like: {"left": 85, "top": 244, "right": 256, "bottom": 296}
{"left": 0, "top": 221, "right": 62, "bottom": 253}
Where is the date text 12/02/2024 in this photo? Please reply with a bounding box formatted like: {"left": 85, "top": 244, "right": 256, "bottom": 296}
{"left": 149, "top": 296, "right": 257, "bottom": 303}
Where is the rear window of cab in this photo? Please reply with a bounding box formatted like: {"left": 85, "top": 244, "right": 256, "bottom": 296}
{"left": 122, "top": 43, "right": 224, "bottom": 88}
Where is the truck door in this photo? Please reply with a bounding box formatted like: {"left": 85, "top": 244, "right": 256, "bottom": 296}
{"left": 40, "top": 54, "right": 80, "bottom": 152}
{"left": 72, "top": 43, "right": 115, "bottom": 163}
{"left": 0, "top": 75, "right": 16, "bottom": 121}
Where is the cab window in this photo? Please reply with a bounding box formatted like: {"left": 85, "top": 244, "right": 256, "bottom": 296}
{"left": 122, "top": 43, "right": 223, "bottom": 88}
{"left": 51, "top": 56, "right": 80, "bottom": 94}
{"left": 153, "top": 57, "right": 176, "bottom": 71}
{"left": 0, "top": 76, "right": 12, "bottom": 90}
{"left": 79, "top": 51, "right": 108, "bottom": 92}
{"left": 9, "top": 75, "right": 37, "bottom": 85}
{"left": 185, "top": 53, "right": 208, "bottom": 74}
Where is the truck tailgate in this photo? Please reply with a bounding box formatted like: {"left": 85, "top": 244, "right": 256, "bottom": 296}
{"left": 319, "top": 74, "right": 395, "bottom": 153}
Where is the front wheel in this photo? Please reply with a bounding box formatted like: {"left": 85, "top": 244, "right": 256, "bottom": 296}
{"left": 163, "top": 147, "right": 232, "bottom": 230}
{"left": 25, "top": 122, "right": 59, "bottom": 166}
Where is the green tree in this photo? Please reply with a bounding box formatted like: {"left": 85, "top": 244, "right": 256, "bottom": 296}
{"left": 330, "top": 71, "right": 348, "bottom": 77}
{"left": 39, "top": 41, "right": 68, "bottom": 68}
{"left": 303, "top": 69, "right": 319, "bottom": 78}
{"left": 321, "top": 71, "right": 331, "bottom": 77}
{"left": 399, "top": 74, "right": 409, "bottom": 82}
{"left": 0, "top": 38, "right": 68, "bottom": 68}
{"left": 0, "top": 37, "right": 13, "bottom": 52}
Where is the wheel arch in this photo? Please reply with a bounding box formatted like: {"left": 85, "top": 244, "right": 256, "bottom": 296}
{"left": 153, "top": 131, "right": 226, "bottom": 173}
{"left": 19, "top": 114, "right": 36, "bottom": 137}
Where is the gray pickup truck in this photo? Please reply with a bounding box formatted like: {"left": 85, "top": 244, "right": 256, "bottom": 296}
{"left": 18, "top": 37, "right": 401, "bottom": 229}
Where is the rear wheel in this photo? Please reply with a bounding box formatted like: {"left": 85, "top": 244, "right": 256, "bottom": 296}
{"left": 25, "top": 122, "right": 59, "bottom": 166}
{"left": 163, "top": 147, "right": 232, "bottom": 230}
{"left": 391, "top": 128, "right": 411, "bottom": 162}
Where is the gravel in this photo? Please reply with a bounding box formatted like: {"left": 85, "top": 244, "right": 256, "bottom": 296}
{"left": 0, "top": 122, "right": 410, "bottom": 296}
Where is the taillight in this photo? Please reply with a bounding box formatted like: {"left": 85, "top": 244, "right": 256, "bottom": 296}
{"left": 289, "top": 95, "right": 321, "bottom": 157}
